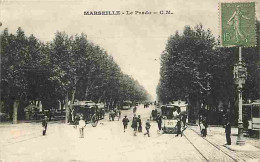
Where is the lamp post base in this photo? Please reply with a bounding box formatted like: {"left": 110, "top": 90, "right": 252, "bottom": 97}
{"left": 236, "top": 122, "right": 245, "bottom": 146}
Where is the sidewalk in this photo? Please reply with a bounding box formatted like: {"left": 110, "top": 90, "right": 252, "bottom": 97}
{"left": 0, "top": 121, "right": 65, "bottom": 146}
{"left": 189, "top": 125, "right": 260, "bottom": 162}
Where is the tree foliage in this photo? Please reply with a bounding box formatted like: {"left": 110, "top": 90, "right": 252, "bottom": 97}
{"left": 1, "top": 28, "right": 150, "bottom": 120}
{"left": 157, "top": 22, "right": 260, "bottom": 124}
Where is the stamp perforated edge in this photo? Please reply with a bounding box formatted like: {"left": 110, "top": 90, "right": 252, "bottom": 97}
{"left": 218, "top": 1, "right": 257, "bottom": 48}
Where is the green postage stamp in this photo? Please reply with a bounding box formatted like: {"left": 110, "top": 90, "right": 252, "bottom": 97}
{"left": 220, "top": 2, "right": 256, "bottom": 47}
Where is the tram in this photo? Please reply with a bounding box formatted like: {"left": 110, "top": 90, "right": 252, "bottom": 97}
{"left": 121, "top": 101, "right": 132, "bottom": 110}
{"left": 243, "top": 100, "right": 260, "bottom": 136}
{"left": 161, "top": 101, "right": 188, "bottom": 134}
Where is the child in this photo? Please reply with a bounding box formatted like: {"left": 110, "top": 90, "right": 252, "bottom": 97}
{"left": 144, "top": 119, "right": 151, "bottom": 137}
{"left": 122, "top": 115, "right": 129, "bottom": 132}
{"left": 78, "top": 116, "right": 86, "bottom": 138}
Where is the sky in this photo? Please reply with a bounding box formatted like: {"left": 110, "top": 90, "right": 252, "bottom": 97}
{"left": 1, "top": 0, "right": 259, "bottom": 101}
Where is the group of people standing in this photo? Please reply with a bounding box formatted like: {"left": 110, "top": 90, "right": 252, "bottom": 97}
{"left": 109, "top": 108, "right": 121, "bottom": 121}
{"left": 199, "top": 115, "right": 232, "bottom": 145}
{"left": 122, "top": 114, "right": 151, "bottom": 137}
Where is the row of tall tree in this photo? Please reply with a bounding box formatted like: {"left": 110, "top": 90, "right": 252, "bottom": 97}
{"left": 1, "top": 27, "right": 150, "bottom": 123}
{"left": 157, "top": 22, "right": 260, "bottom": 124}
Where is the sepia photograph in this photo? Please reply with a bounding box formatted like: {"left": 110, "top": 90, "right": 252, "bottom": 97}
{"left": 0, "top": 0, "right": 260, "bottom": 161}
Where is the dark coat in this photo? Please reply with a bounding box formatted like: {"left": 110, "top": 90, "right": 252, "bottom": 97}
{"left": 137, "top": 118, "right": 142, "bottom": 126}
{"left": 157, "top": 115, "right": 162, "bottom": 124}
{"left": 225, "top": 122, "right": 231, "bottom": 134}
{"left": 202, "top": 119, "right": 208, "bottom": 128}
{"left": 145, "top": 121, "right": 151, "bottom": 129}
{"left": 42, "top": 118, "right": 47, "bottom": 127}
{"left": 176, "top": 121, "right": 181, "bottom": 129}
{"left": 132, "top": 117, "right": 138, "bottom": 128}
{"left": 122, "top": 118, "right": 129, "bottom": 125}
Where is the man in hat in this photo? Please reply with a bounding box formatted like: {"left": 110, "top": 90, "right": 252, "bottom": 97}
{"left": 122, "top": 115, "right": 129, "bottom": 132}
{"left": 132, "top": 114, "right": 138, "bottom": 136}
{"left": 42, "top": 116, "right": 48, "bottom": 136}
{"left": 156, "top": 114, "right": 162, "bottom": 132}
{"left": 225, "top": 120, "right": 232, "bottom": 145}
{"left": 137, "top": 115, "right": 142, "bottom": 132}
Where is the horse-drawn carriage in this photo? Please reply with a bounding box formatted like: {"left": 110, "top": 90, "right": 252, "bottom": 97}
{"left": 71, "top": 101, "right": 105, "bottom": 127}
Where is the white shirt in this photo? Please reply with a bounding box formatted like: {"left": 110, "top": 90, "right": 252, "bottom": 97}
{"left": 79, "top": 120, "right": 85, "bottom": 128}
{"left": 173, "top": 111, "right": 179, "bottom": 117}
{"left": 200, "top": 123, "right": 205, "bottom": 129}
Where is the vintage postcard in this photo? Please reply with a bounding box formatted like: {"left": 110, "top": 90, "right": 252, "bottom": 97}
{"left": 0, "top": 0, "right": 260, "bottom": 161}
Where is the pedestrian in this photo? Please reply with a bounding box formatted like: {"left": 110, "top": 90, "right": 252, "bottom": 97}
{"left": 42, "top": 116, "right": 48, "bottom": 136}
{"left": 175, "top": 118, "right": 182, "bottom": 137}
{"left": 144, "top": 119, "right": 151, "bottom": 137}
{"left": 225, "top": 121, "right": 231, "bottom": 145}
{"left": 132, "top": 114, "right": 138, "bottom": 136}
{"left": 78, "top": 116, "right": 86, "bottom": 138}
{"left": 156, "top": 114, "right": 162, "bottom": 132}
{"left": 202, "top": 117, "right": 208, "bottom": 137}
{"left": 102, "top": 109, "right": 105, "bottom": 119}
{"left": 109, "top": 110, "right": 115, "bottom": 121}
{"left": 112, "top": 110, "right": 115, "bottom": 121}
{"left": 182, "top": 114, "right": 187, "bottom": 128}
{"left": 137, "top": 115, "right": 142, "bottom": 132}
{"left": 122, "top": 115, "right": 129, "bottom": 132}
{"left": 199, "top": 121, "right": 206, "bottom": 137}
{"left": 118, "top": 110, "right": 121, "bottom": 121}
{"left": 133, "top": 106, "right": 137, "bottom": 113}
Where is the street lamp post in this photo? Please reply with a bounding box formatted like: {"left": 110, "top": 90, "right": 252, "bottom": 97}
{"left": 233, "top": 47, "right": 247, "bottom": 146}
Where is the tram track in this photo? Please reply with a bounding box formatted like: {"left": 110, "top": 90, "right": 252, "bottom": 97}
{"left": 184, "top": 126, "right": 240, "bottom": 162}
{"left": 183, "top": 132, "right": 210, "bottom": 162}
{"left": 156, "top": 128, "right": 222, "bottom": 161}
{"left": 153, "top": 125, "right": 234, "bottom": 161}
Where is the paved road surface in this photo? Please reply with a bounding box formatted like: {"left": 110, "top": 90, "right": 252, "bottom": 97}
{"left": 0, "top": 105, "right": 236, "bottom": 162}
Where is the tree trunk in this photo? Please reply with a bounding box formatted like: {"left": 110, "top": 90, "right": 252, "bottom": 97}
{"left": 0, "top": 100, "right": 3, "bottom": 113}
{"left": 69, "top": 87, "right": 76, "bottom": 121}
{"left": 65, "top": 92, "right": 69, "bottom": 123}
{"left": 13, "top": 100, "right": 19, "bottom": 124}
{"left": 71, "top": 87, "right": 76, "bottom": 104}
{"left": 58, "top": 100, "right": 61, "bottom": 110}
{"left": 98, "top": 91, "right": 106, "bottom": 103}
{"left": 85, "top": 89, "right": 89, "bottom": 100}
{"left": 109, "top": 98, "right": 112, "bottom": 109}
{"left": 196, "top": 100, "right": 200, "bottom": 124}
